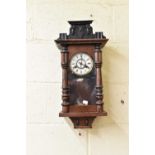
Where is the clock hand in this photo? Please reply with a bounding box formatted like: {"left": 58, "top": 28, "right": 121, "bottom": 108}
{"left": 80, "top": 60, "right": 83, "bottom": 67}
{"left": 85, "top": 64, "right": 90, "bottom": 69}
{"left": 73, "top": 62, "right": 78, "bottom": 69}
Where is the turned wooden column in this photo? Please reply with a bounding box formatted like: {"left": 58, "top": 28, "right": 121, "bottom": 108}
{"left": 95, "top": 44, "right": 103, "bottom": 112}
{"left": 61, "top": 45, "right": 69, "bottom": 113}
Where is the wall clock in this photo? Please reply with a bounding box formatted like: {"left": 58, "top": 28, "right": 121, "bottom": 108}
{"left": 55, "top": 20, "right": 108, "bottom": 128}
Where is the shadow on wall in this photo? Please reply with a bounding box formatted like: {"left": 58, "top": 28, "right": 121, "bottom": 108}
{"left": 102, "top": 45, "right": 128, "bottom": 83}
{"left": 100, "top": 45, "right": 128, "bottom": 128}
{"left": 102, "top": 45, "right": 118, "bottom": 114}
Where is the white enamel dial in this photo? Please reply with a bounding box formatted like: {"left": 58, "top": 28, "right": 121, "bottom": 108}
{"left": 70, "top": 53, "right": 94, "bottom": 76}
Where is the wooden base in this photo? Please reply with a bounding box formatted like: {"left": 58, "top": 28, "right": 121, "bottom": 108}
{"left": 59, "top": 111, "right": 107, "bottom": 117}
{"left": 59, "top": 105, "right": 107, "bottom": 128}
{"left": 70, "top": 117, "right": 96, "bottom": 128}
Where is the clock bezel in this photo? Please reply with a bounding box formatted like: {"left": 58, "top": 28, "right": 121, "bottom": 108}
{"left": 69, "top": 52, "right": 94, "bottom": 76}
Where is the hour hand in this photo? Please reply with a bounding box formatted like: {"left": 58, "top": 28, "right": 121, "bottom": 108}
{"left": 85, "top": 64, "right": 90, "bottom": 69}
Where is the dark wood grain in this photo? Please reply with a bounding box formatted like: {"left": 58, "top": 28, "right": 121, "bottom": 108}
{"left": 61, "top": 46, "right": 70, "bottom": 113}
{"left": 55, "top": 20, "right": 108, "bottom": 128}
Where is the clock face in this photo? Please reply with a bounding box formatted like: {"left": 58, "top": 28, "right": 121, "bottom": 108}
{"left": 70, "top": 53, "right": 94, "bottom": 76}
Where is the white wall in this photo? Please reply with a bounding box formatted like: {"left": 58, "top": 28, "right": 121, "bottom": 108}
{"left": 27, "top": 0, "right": 128, "bottom": 155}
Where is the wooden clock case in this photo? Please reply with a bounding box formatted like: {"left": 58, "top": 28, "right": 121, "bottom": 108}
{"left": 55, "top": 20, "right": 108, "bottom": 128}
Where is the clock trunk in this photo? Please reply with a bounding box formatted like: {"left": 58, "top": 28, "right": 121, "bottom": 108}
{"left": 68, "top": 45, "right": 96, "bottom": 105}
{"left": 55, "top": 20, "right": 108, "bottom": 128}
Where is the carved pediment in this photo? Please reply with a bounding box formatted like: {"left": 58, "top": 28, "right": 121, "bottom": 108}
{"left": 58, "top": 20, "right": 106, "bottom": 40}
{"left": 68, "top": 20, "right": 94, "bottom": 39}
